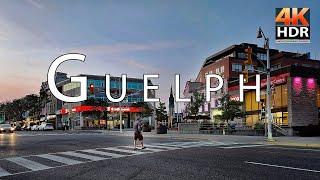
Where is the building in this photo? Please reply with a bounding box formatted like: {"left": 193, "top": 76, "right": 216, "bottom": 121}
{"left": 190, "top": 42, "right": 320, "bottom": 135}
{"left": 40, "top": 72, "right": 68, "bottom": 128}
{"left": 168, "top": 87, "right": 175, "bottom": 127}
{"left": 55, "top": 74, "right": 155, "bottom": 130}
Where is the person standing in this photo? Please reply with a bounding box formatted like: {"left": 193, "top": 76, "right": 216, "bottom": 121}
{"left": 133, "top": 117, "right": 145, "bottom": 150}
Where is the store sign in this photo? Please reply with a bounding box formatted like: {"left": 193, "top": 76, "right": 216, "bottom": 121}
{"left": 230, "top": 96, "right": 240, "bottom": 101}
{"left": 71, "top": 106, "right": 143, "bottom": 113}
{"left": 260, "top": 73, "right": 289, "bottom": 88}
{"left": 228, "top": 73, "right": 289, "bottom": 91}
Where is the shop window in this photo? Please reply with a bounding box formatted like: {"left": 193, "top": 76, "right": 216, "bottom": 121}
{"left": 281, "top": 85, "right": 288, "bottom": 107}
{"left": 251, "top": 92, "right": 259, "bottom": 111}
{"left": 245, "top": 92, "right": 252, "bottom": 111}
{"left": 273, "top": 85, "right": 282, "bottom": 108}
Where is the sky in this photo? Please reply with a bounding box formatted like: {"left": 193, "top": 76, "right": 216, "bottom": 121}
{"left": 0, "top": 0, "right": 319, "bottom": 109}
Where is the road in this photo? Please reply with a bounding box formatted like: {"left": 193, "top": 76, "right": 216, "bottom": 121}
{"left": 0, "top": 131, "right": 319, "bottom": 180}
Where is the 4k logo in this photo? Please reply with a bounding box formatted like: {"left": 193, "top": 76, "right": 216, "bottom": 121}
{"left": 275, "top": 8, "right": 310, "bottom": 43}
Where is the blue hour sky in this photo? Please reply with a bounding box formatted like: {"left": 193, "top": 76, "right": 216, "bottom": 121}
{"left": 0, "top": 0, "right": 319, "bottom": 108}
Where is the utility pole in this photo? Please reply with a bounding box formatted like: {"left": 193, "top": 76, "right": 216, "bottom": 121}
{"left": 257, "top": 27, "right": 273, "bottom": 141}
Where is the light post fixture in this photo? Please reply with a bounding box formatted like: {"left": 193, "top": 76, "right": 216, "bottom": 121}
{"left": 257, "top": 27, "right": 273, "bottom": 141}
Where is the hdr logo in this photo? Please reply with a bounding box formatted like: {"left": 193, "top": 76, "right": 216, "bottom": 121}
{"left": 275, "top": 8, "right": 310, "bottom": 43}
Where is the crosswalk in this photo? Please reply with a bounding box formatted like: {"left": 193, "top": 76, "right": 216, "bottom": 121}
{"left": 0, "top": 141, "right": 267, "bottom": 178}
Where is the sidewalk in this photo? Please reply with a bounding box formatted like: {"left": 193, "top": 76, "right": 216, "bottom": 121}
{"left": 99, "top": 130, "right": 320, "bottom": 148}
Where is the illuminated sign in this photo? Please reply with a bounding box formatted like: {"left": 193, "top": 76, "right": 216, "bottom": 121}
{"left": 71, "top": 106, "right": 143, "bottom": 113}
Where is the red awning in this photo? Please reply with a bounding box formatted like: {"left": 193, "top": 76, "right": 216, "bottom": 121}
{"left": 71, "top": 106, "right": 143, "bottom": 113}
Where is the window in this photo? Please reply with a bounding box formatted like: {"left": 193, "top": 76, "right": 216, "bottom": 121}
{"left": 232, "top": 63, "right": 242, "bottom": 72}
{"left": 238, "top": 53, "right": 246, "bottom": 59}
{"left": 271, "top": 64, "right": 281, "bottom": 71}
{"left": 220, "top": 66, "right": 224, "bottom": 73}
{"left": 257, "top": 53, "right": 267, "bottom": 61}
{"left": 215, "top": 68, "right": 220, "bottom": 74}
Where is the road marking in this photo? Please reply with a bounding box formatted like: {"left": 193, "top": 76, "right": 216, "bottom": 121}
{"left": 146, "top": 144, "right": 181, "bottom": 150}
{"left": 79, "top": 149, "right": 125, "bottom": 158}
{"left": 264, "top": 146, "right": 320, "bottom": 152}
{"left": 103, "top": 147, "right": 145, "bottom": 154}
{"left": 0, "top": 167, "right": 11, "bottom": 177}
{"left": 123, "top": 146, "right": 164, "bottom": 152}
{"left": 245, "top": 161, "right": 320, "bottom": 173}
{"left": 59, "top": 151, "right": 106, "bottom": 161}
{"left": 0, "top": 140, "right": 218, "bottom": 178}
{"left": 221, "top": 144, "right": 268, "bottom": 149}
{"left": 36, "top": 154, "right": 83, "bottom": 165}
{"left": 6, "top": 157, "right": 51, "bottom": 171}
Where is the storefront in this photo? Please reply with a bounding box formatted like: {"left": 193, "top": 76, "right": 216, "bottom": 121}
{"left": 60, "top": 106, "right": 143, "bottom": 129}
{"left": 229, "top": 66, "right": 320, "bottom": 134}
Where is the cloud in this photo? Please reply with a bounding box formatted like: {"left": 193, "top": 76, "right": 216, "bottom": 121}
{"left": 25, "top": 0, "right": 45, "bottom": 9}
{"left": 70, "top": 41, "right": 190, "bottom": 55}
{"left": 123, "top": 59, "right": 159, "bottom": 73}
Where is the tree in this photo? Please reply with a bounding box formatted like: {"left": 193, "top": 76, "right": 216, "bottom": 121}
{"left": 0, "top": 94, "right": 40, "bottom": 121}
{"left": 186, "top": 92, "right": 205, "bottom": 118}
{"left": 156, "top": 101, "right": 167, "bottom": 123}
{"left": 217, "top": 94, "right": 246, "bottom": 123}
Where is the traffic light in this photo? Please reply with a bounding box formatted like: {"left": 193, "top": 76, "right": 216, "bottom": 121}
{"left": 89, "top": 84, "right": 94, "bottom": 94}
{"left": 244, "top": 47, "right": 253, "bottom": 65}
{"left": 242, "top": 69, "right": 249, "bottom": 83}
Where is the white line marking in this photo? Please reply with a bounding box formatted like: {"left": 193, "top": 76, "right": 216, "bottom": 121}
{"left": 123, "top": 146, "right": 165, "bottom": 152}
{"left": 6, "top": 157, "right": 51, "bottom": 171}
{"left": 221, "top": 144, "right": 267, "bottom": 149}
{"left": 264, "top": 146, "right": 320, "bottom": 152}
{"left": 103, "top": 147, "right": 145, "bottom": 154}
{"left": 79, "top": 149, "right": 125, "bottom": 158}
{"left": 245, "top": 161, "right": 320, "bottom": 173}
{"left": 146, "top": 144, "right": 181, "bottom": 150}
{"left": 59, "top": 151, "right": 106, "bottom": 161}
{"left": 0, "top": 167, "right": 11, "bottom": 177}
{"left": 36, "top": 154, "right": 83, "bottom": 165}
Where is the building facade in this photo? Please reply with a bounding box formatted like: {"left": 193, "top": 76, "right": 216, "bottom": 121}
{"left": 189, "top": 42, "right": 320, "bottom": 134}
{"left": 57, "top": 74, "right": 155, "bottom": 130}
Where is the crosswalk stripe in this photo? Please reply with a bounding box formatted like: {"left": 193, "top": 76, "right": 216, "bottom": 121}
{"left": 123, "top": 146, "right": 165, "bottom": 152}
{"left": 6, "top": 157, "right": 51, "bottom": 171}
{"left": 59, "top": 151, "right": 106, "bottom": 161}
{"left": 103, "top": 147, "right": 145, "bottom": 154}
{"left": 36, "top": 154, "right": 83, "bottom": 165}
{"left": 146, "top": 144, "right": 181, "bottom": 150}
{"left": 0, "top": 167, "right": 11, "bottom": 177}
{"left": 221, "top": 144, "right": 267, "bottom": 149}
{"left": 79, "top": 149, "right": 125, "bottom": 158}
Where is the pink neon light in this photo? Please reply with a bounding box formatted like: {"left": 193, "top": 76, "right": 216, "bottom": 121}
{"left": 293, "top": 77, "right": 302, "bottom": 96}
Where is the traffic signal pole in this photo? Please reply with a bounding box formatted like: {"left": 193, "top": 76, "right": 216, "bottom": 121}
{"left": 265, "top": 40, "right": 273, "bottom": 141}
{"left": 257, "top": 27, "right": 273, "bottom": 141}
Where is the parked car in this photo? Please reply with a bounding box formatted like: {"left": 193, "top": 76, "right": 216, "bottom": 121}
{"left": 31, "top": 125, "right": 38, "bottom": 131}
{"left": 0, "top": 124, "right": 15, "bottom": 133}
{"left": 38, "top": 123, "right": 54, "bottom": 131}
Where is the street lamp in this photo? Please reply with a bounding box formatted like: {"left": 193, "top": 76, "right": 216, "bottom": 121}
{"left": 257, "top": 27, "right": 274, "bottom": 141}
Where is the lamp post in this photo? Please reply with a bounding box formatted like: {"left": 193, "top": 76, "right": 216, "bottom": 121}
{"left": 257, "top": 27, "right": 273, "bottom": 141}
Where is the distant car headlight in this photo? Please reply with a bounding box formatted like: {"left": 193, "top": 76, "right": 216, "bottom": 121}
{"left": 0, "top": 128, "right": 3, "bottom": 131}
{"left": 10, "top": 127, "right": 14, "bottom": 131}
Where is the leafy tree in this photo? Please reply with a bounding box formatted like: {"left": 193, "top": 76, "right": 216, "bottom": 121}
{"left": 186, "top": 92, "right": 205, "bottom": 118}
{"left": 0, "top": 94, "right": 40, "bottom": 121}
{"left": 156, "top": 101, "right": 167, "bottom": 123}
{"left": 217, "top": 94, "right": 246, "bottom": 123}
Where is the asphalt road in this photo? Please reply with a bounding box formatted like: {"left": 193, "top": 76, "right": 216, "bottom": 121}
{"left": 0, "top": 131, "right": 319, "bottom": 180}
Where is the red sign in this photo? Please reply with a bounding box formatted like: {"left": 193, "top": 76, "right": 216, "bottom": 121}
{"left": 228, "top": 73, "right": 289, "bottom": 91}
{"left": 71, "top": 106, "right": 143, "bottom": 113}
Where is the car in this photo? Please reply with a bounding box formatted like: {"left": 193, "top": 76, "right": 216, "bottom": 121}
{"left": 38, "top": 123, "right": 54, "bottom": 131}
{"left": 0, "top": 124, "right": 15, "bottom": 133}
{"left": 31, "top": 125, "right": 38, "bottom": 131}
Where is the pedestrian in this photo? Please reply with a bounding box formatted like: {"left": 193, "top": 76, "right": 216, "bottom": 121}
{"left": 133, "top": 117, "right": 145, "bottom": 150}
